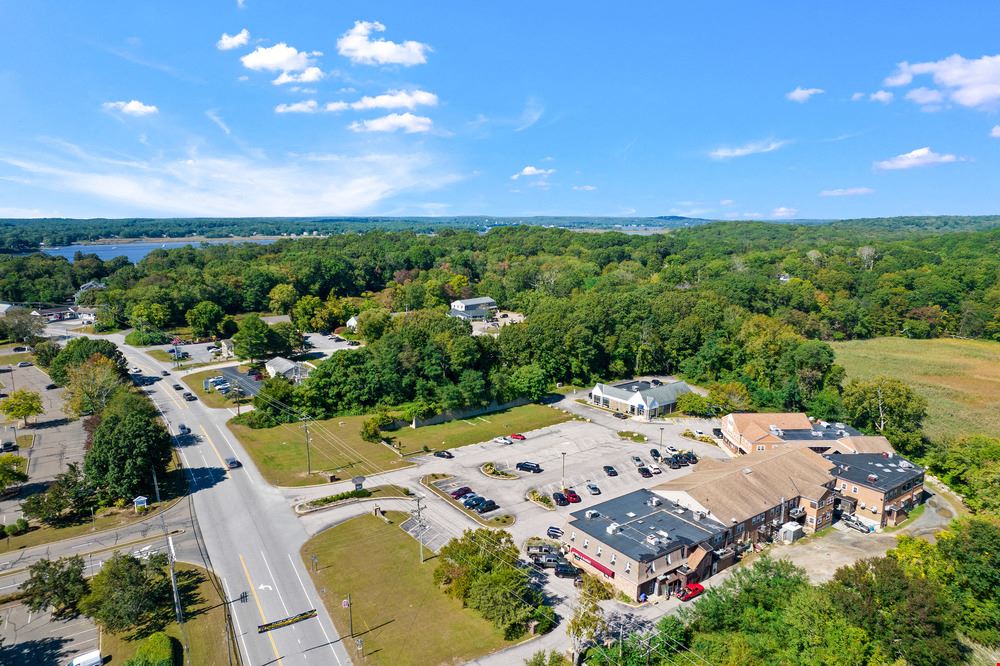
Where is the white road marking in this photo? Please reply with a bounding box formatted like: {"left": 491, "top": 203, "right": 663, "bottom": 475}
{"left": 287, "top": 552, "right": 341, "bottom": 665}
{"left": 223, "top": 576, "right": 252, "bottom": 665}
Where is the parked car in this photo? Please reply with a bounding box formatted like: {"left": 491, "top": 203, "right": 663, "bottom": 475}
{"left": 554, "top": 563, "right": 582, "bottom": 578}
{"left": 225, "top": 457, "right": 242, "bottom": 469}
{"left": 586, "top": 483, "right": 601, "bottom": 495}
{"left": 667, "top": 459, "right": 681, "bottom": 470}
{"left": 11, "top": 346, "right": 27, "bottom": 352}
{"left": 45, "top": 383, "right": 57, "bottom": 390}
{"left": 546, "top": 526, "right": 564, "bottom": 539}
{"left": 695, "top": 429, "right": 704, "bottom": 436}
{"left": 476, "top": 500, "right": 499, "bottom": 514}
{"left": 613, "top": 412, "right": 628, "bottom": 420}
{"left": 433, "top": 450, "right": 454, "bottom": 459}
{"left": 677, "top": 583, "right": 704, "bottom": 602}
{"left": 516, "top": 461, "right": 543, "bottom": 473}
{"left": 564, "top": 489, "right": 581, "bottom": 503}
{"left": 172, "top": 384, "right": 183, "bottom": 391}
{"left": 638, "top": 467, "right": 653, "bottom": 478}
{"left": 509, "top": 433, "right": 526, "bottom": 441}
{"left": 494, "top": 436, "right": 513, "bottom": 445}
{"left": 347, "top": 340, "right": 360, "bottom": 347}
{"left": 675, "top": 455, "right": 689, "bottom": 467}
{"left": 842, "top": 515, "right": 872, "bottom": 533}
{"left": 15, "top": 361, "right": 32, "bottom": 368}
{"left": 650, "top": 379, "right": 663, "bottom": 386}
{"left": 603, "top": 465, "right": 618, "bottom": 477}
{"left": 631, "top": 456, "right": 644, "bottom": 467}
{"left": 552, "top": 492, "right": 569, "bottom": 506}
{"left": 685, "top": 452, "right": 699, "bottom": 465}
{"left": 464, "top": 495, "right": 487, "bottom": 509}
{"left": 0, "top": 441, "right": 16, "bottom": 453}
{"left": 182, "top": 392, "right": 197, "bottom": 401}
{"left": 650, "top": 448, "right": 661, "bottom": 460}
{"left": 648, "top": 463, "right": 662, "bottom": 474}
{"left": 450, "top": 486, "right": 472, "bottom": 499}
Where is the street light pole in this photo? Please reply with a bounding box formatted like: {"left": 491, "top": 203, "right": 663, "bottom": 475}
{"left": 659, "top": 427, "right": 664, "bottom": 448}
{"left": 561, "top": 452, "right": 567, "bottom": 490}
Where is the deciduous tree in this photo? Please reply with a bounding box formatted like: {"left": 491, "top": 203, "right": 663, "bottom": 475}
{"left": 22, "top": 555, "right": 87, "bottom": 618}
{"left": 0, "top": 389, "right": 44, "bottom": 425}
{"left": 63, "top": 355, "right": 124, "bottom": 416}
{"left": 185, "top": 301, "right": 224, "bottom": 339}
{"left": 232, "top": 314, "right": 270, "bottom": 364}
{"left": 80, "top": 552, "right": 171, "bottom": 633}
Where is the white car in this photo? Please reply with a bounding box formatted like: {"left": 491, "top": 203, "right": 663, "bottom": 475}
{"left": 666, "top": 446, "right": 678, "bottom": 453}
{"left": 494, "top": 436, "right": 513, "bottom": 445}
{"left": 631, "top": 456, "right": 644, "bottom": 467}
{"left": 586, "top": 483, "right": 601, "bottom": 495}
{"left": 130, "top": 366, "right": 142, "bottom": 374}
{"left": 648, "top": 463, "right": 662, "bottom": 474}
{"left": 695, "top": 430, "right": 704, "bottom": 436}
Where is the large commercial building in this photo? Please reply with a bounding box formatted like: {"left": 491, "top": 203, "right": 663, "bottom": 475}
{"left": 720, "top": 412, "right": 894, "bottom": 457}
{"left": 589, "top": 380, "right": 692, "bottom": 421}
{"left": 448, "top": 297, "right": 497, "bottom": 321}
{"left": 826, "top": 452, "right": 924, "bottom": 528}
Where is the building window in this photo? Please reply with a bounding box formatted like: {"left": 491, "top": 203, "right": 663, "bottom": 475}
{"left": 840, "top": 483, "right": 847, "bottom": 490}
{"left": 807, "top": 516, "right": 815, "bottom": 525}
{"left": 735, "top": 523, "right": 745, "bottom": 534}
{"left": 809, "top": 500, "right": 817, "bottom": 508}
{"left": 610, "top": 554, "right": 616, "bottom": 565}
{"left": 752, "top": 513, "right": 764, "bottom": 525}
{"left": 596, "top": 546, "right": 602, "bottom": 556}
{"left": 756, "top": 445, "right": 766, "bottom": 452}
{"left": 583, "top": 539, "right": 589, "bottom": 549}
{"left": 625, "top": 562, "right": 631, "bottom": 574}
{"left": 852, "top": 486, "right": 858, "bottom": 494}
{"left": 570, "top": 532, "right": 576, "bottom": 542}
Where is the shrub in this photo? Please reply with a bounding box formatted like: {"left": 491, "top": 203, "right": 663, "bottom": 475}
{"left": 308, "top": 488, "right": 372, "bottom": 508}
{"left": 125, "top": 631, "right": 176, "bottom": 666}
{"left": 123, "top": 330, "right": 170, "bottom": 347}
{"left": 5, "top": 519, "right": 28, "bottom": 537}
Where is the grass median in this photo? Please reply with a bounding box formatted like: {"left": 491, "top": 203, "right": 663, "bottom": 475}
{"left": 229, "top": 414, "right": 415, "bottom": 486}
{"left": 391, "top": 403, "right": 572, "bottom": 452}
{"left": 301, "top": 511, "right": 514, "bottom": 665}
{"left": 181, "top": 368, "right": 250, "bottom": 409}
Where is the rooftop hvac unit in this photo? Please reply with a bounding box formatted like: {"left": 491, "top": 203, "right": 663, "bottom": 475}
{"left": 585, "top": 510, "right": 600, "bottom": 519}
{"left": 834, "top": 423, "right": 845, "bottom": 429}
{"left": 811, "top": 430, "right": 822, "bottom": 437}
{"left": 899, "top": 460, "right": 913, "bottom": 469}
{"left": 645, "top": 535, "right": 659, "bottom": 545}
{"left": 867, "top": 473, "right": 879, "bottom": 482}
{"left": 606, "top": 522, "right": 621, "bottom": 535}
{"left": 657, "top": 530, "right": 671, "bottom": 539}
{"left": 647, "top": 497, "right": 662, "bottom": 507}
{"left": 675, "top": 507, "right": 685, "bottom": 514}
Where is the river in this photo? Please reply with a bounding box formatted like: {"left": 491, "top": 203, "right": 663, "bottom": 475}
{"left": 40, "top": 238, "right": 275, "bottom": 263}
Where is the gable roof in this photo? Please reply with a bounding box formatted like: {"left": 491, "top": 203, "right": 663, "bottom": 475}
{"left": 453, "top": 296, "right": 496, "bottom": 307}
{"left": 265, "top": 357, "right": 298, "bottom": 374}
{"left": 654, "top": 447, "right": 835, "bottom": 525}
{"left": 593, "top": 380, "right": 692, "bottom": 407}
{"left": 727, "top": 412, "right": 813, "bottom": 440}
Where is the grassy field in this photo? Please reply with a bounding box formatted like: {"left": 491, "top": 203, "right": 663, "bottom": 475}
{"left": 391, "top": 403, "right": 572, "bottom": 452}
{"left": 229, "top": 414, "right": 415, "bottom": 486}
{"left": 181, "top": 369, "right": 249, "bottom": 409}
{"left": 101, "top": 563, "right": 235, "bottom": 666}
{"left": 301, "top": 512, "right": 513, "bottom": 665}
{"left": 831, "top": 337, "right": 1000, "bottom": 442}
{"left": 0, "top": 352, "right": 34, "bottom": 366}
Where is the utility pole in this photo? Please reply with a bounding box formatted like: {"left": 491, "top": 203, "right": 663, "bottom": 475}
{"left": 8, "top": 365, "right": 15, "bottom": 392}
{"left": 413, "top": 496, "right": 425, "bottom": 564}
{"left": 303, "top": 420, "right": 312, "bottom": 474}
{"left": 659, "top": 427, "right": 664, "bottom": 448}
{"left": 561, "top": 451, "right": 567, "bottom": 490}
{"left": 347, "top": 593, "right": 353, "bottom": 637}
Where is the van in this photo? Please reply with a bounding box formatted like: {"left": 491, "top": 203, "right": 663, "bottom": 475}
{"left": 68, "top": 650, "right": 103, "bottom": 666}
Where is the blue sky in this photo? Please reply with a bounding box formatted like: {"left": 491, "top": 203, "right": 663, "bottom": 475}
{"left": 1, "top": 2, "right": 999, "bottom": 219}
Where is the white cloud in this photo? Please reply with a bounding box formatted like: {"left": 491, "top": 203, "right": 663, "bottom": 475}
{"left": 348, "top": 112, "right": 432, "bottom": 133}
{"left": 869, "top": 90, "right": 893, "bottom": 104}
{"left": 510, "top": 166, "right": 555, "bottom": 180}
{"left": 351, "top": 89, "right": 438, "bottom": 111}
{"left": 102, "top": 100, "right": 158, "bottom": 116}
{"left": 325, "top": 101, "right": 349, "bottom": 112}
{"left": 905, "top": 87, "right": 944, "bottom": 105}
{"left": 709, "top": 139, "right": 787, "bottom": 160}
{"left": 337, "top": 20, "right": 430, "bottom": 66}
{"left": 572, "top": 184, "right": 597, "bottom": 191}
{"left": 851, "top": 92, "right": 865, "bottom": 101}
{"left": 786, "top": 86, "right": 824, "bottom": 103}
{"left": 205, "top": 110, "right": 231, "bottom": 135}
{"left": 1, "top": 142, "right": 459, "bottom": 217}
{"left": 719, "top": 199, "right": 735, "bottom": 205}
{"left": 217, "top": 29, "right": 250, "bottom": 51}
{"left": 272, "top": 67, "right": 324, "bottom": 85}
{"left": 726, "top": 211, "right": 763, "bottom": 219}
{"left": 819, "top": 187, "right": 874, "bottom": 197}
{"left": 874, "top": 146, "right": 960, "bottom": 171}
{"left": 886, "top": 54, "right": 1000, "bottom": 109}
{"left": 991, "top": 125, "right": 1000, "bottom": 138}
{"left": 241, "top": 43, "right": 317, "bottom": 73}
{"left": 515, "top": 98, "right": 544, "bottom": 131}
{"left": 770, "top": 206, "right": 798, "bottom": 218}
{"left": 236, "top": 0, "right": 246, "bottom": 8}
{"left": 275, "top": 100, "right": 318, "bottom": 114}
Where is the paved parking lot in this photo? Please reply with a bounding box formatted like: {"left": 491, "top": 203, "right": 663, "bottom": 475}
{"left": 0, "top": 603, "right": 99, "bottom": 665}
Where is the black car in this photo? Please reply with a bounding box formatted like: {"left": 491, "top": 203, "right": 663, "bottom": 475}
{"left": 433, "top": 450, "right": 454, "bottom": 459}
{"left": 552, "top": 492, "right": 569, "bottom": 506}
{"left": 674, "top": 455, "right": 689, "bottom": 466}
{"left": 45, "top": 383, "right": 57, "bottom": 390}
{"left": 476, "top": 500, "right": 499, "bottom": 514}
{"left": 516, "top": 461, "right": 543, "bottom": 473}
{"left": 464, "top": 495, "right": 487, "bottom": 509}
{"left": 161, "top": 370, "right": 170, "bottom": 377}
{"left": 554, "top": 563, "right": 581, "bottom": 578}
{"left": 613, "top": 412, "right": 628, "bottom": 420}
{"left": 650, "top": 448, "right": 661, "bottom": 460}
{"left": 667, "top": 459, "right": 681, "bottom": 470}
{"left": 182, "top": 392, "right": 197, "bottom": 401}
{"left": 603, "top": 465, "right": 618, "bottom": 477}
{"left": 546, "top": 526, "right": 564, "bottom": 539}
{"left": 685, "top": 452, "right": 699, "bottom": 464}
{"left": 225, "top": 457, "right": 242, "bottom": 469}
{"left": 172, "top": 384, "right": 183, "bottom": 391}
{"left": 637, "top": 467, "right": 653, "bottom": 478}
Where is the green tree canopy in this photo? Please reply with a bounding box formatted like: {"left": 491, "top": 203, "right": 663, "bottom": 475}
{"left": 22, "top": 555, "right": 87, "bottom": 619}
{"left": 80, "top": 552, "right": 171, "bottom": 633}
{"left": 185, "top": 300, "right": 225, "bottom": 339}
{"left": 84, "top": 410, "right": 172, "bottom": 501}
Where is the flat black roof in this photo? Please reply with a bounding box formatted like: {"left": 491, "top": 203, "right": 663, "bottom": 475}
{"left": 568, "top": 489, "right": 724, "bottom": 563}
{"left": 780, "top": 426, "right": 861, "bottom": 442}
{"left": 825, "top": 453, "right": 923, "bottom": 492}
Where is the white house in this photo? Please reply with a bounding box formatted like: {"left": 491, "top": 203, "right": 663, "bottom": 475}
{"left": 448, "top": 297, "right": 497, "bottom": 321}
{"left": 345, "top": 315, "right": 359, "bottom": 330}
{"left": 265, "top": 356, "right": 308, "bottom": 382}
{"left": 589, "top": 380, "right": 692, "bottom": 420}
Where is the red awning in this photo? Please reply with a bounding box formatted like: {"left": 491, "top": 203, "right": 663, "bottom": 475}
{"left": 570, "top": 548, "right": 615, "bottom": 578}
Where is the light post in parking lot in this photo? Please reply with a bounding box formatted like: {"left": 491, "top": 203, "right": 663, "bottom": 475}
{"left": 659, "top": 427, "right": 664, "bottom": 448}
{"left": 561, "top": 452, "right": 566, "bottom": 490}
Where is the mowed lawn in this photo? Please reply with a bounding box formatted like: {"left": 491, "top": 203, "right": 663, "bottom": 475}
{"left": 229, "top": 414, "right": 414, "bottom": 486}
{"left": 101, "top": 563, "right": 235, "bottom": 666}
{"left": 831, "top": 337, "right": 1000, "bottom": 442}
{"left": 392, "top": 403, "right": 572, "bottom": 452}
{"left": 301, "top": 512, "right": 513, "bottom": 666}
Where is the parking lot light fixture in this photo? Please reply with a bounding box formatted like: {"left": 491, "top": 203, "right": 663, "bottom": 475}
{"left": 561, "top": 452, "right": 567, "bottom": 489}
{"left": 659, "top": 427, "right": 664, "bottom": 447}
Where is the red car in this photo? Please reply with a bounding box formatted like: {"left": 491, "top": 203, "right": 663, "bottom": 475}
{"left": 563, "top": 489, "right": 581, "bottom": 503}
{"left": 677, "top": 583, "right": 704, "bottom": 602}
{"left": 510, "top": 433, "right": 526, "bottom": 441}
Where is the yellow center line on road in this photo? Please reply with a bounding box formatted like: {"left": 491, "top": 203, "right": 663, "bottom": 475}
{"left": 198, "top": 424, "right": 231, "bottom": 469}
{"left": 240, "top": 553, "right": 284, "bottom": 666}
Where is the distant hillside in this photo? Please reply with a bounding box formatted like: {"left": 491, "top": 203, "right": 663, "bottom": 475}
{"left": 1, "top": 214, "right": 998, "bottom": 251}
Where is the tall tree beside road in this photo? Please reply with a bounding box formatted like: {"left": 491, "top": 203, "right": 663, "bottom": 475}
{"left": 48, "top": 337, "right": 128, "bottom": 386}
{"left": 185, "top": 300, "right": 225, "bottom": 339}
{"left": 80, "top": 552, "right": 171, "bottom": 633}
{"left": 232, "top": 313, "right": 270, "bottom": 364}
{"left": 20, "top": 463, "right": 92, "bottom": 526}
{"left": 0, "top": 307, "right": 44, "bottom": 341}
{"left": 85, "top": 410, "right": 171, "bottom": 501}
{"left": 0, "top": 389, "right": 44, "bottom": 425}
{"left": 0, "top": 453, "right": 28, "bottom": 494}
{"left": 22, "top": 555, "right": 87, "bottom": 618}
{"left": 63, "top": 355, "right": 124, "bottom": 416}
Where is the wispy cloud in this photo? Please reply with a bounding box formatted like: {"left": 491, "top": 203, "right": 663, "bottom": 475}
{"left": 869, "top": 90, "right": 893, "bottom": 104}
{"left": 709, "top": 139, "right": 787, "bottom": 160}
{"left": 786, "top": 86, "right": 824, "bottom": 103}
{"left": 572, "top": 184, "right": 597, "bottom": 191}
{"left": 874, "top": 146, "right": 960, "bottom": 171}
{"left": 275, "top": 100, "right": 319, "bottom": 114}
{"left": 991, "top": 125, "right": 1000, "bottom": 138}
{"left": 337, "top": 21, "right": 430, "bottom": 66}
{"left": 820, "top": 187, "right": 874, "bottom": 197}
{"left": 350, "top": 89, "right": 438, "bottom": 111}
{"left": 511, "top": 165, "right": 555, "bottom": 180}
{"left": 515, "top": 98, "right": 544, "bottom": 131}
{"left": 102, "top": 100, "right": 158, "bottom": 116}
{"left": 205, "top": 110, "right": 231, "bottom": 135}
{"left": 770, "top": 206, "right": 798, "bottom": 218}
{"left": 348, "top": 112, "right": 432, "bottom": 133}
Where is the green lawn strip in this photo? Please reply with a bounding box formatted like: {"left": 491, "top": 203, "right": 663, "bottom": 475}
{"left": 229, "top": 415, "right": 415, "bottom": 487}
{"left": 0, "top": 463, "right": 186, "bottom": 555}
{"left": 831, "top": 337, "right": 1000, "bottom": 442}
{"left": 100, "top": 563, "right": 235, "bottom": 666}
{"left": 179, "top": 369, "right": 250, "bottom": 409}
{"left": 302, "top": 512, "right": 514, "bottom": 666}
{"left": 617, "top": 431, "right": 648, "bottom": 443}
{"left": 420, "top": 475, "right": 515, "bottom": 528}
{"left": 0, "top": 352, "right": 34, "bottom": 366}
{"left": 299, "top": 484, "right": 411, "bottom": 511}
{"left": 391, "top": 403, "right": 572, "bottom": 452}
{"left": 16, "top": 434, "right": 33, "bottom": 449}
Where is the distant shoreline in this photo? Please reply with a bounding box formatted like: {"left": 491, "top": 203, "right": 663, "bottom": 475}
{"left": 42, "top": 235, "right": 289, "bottom": 247}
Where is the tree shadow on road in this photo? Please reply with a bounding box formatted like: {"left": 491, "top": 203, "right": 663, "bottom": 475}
{"left": 0, "top": 635, "right": 71, "bottom": 666}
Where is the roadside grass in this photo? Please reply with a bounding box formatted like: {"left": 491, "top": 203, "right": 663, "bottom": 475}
{"left": 101, "top": 563, "right": 234, "bottom": 666}
{"left": 0, "top": 459, "right": 186, "bottom": 555}
{"left": 617, "top": 430, "right": 648, "bottom": 443}
{"left": 831, "top": 337, "right": 1000, "bottom": 442}
{"left": 229, "top": 414, "right": 415, "bottom": 486}
{"left": 301, "top": 512, "right": 514, "bottom": 666}
{"left": 147, "top": 349, "right": 220, "bottom": 371}
{"left": 299, "top": 484, "right": 411, "bottom": 511}
{"left": 181, "top": 369, "right": 249, "bottom": 409}
{"left": 16, "top": 434, "right": 33, "bottom": 449}
{"left": 0, "top": 352, "right": 34, "bottom": 366}
{"left": 391, "top": 403, "right": 571, "bottom": 452}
